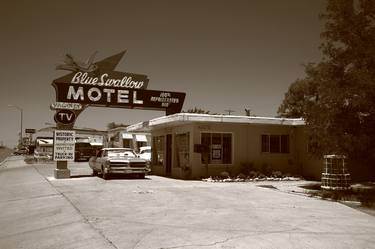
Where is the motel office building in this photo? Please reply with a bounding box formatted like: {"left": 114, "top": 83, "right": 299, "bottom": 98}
{"left": 127, "top": 113, "right": 321, "bottom": 180}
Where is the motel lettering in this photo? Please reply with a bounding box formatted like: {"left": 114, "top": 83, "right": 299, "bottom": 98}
{"left": 71, "top": 72, "right": 145, "bottom": 89}
{"left": 67, "top": 85, "right": 144, "bottom": 104}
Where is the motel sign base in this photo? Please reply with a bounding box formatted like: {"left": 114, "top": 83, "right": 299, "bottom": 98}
{"left": 55, "top": 161, "right": 70, "bottom": 179}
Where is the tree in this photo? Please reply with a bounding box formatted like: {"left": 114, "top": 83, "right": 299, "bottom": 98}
{"left": 183, "top": 107, "right": 211, "bottom": 114}
{"left": 278, "top": 0, "right": 375, "bottom": 178}
{"left": 107, "top": 122, "right": 128, "bottom": 130}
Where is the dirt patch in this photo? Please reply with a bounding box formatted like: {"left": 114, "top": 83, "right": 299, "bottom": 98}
{"left": 0, "top": 147, "right": 14, "bottom": 162}
{"left": 300, "top": 182, "right": 375, "bottom": 216}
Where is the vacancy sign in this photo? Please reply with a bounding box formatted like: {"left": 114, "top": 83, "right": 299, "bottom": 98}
{"left": 53, "top": 130, "right": 75, "bottom": 161}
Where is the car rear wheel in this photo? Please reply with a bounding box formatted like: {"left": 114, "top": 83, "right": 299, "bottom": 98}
{"left": 92, "top": 169, "right": 98, "bottom": 176}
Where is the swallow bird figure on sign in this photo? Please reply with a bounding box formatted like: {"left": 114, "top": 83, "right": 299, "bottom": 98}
{"left": 56, "top": 51, "right": 98, "bottom": 72}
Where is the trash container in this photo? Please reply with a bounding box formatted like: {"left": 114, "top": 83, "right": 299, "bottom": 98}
{"left": 321, "top": 155, "right": 350, "bottom": 190}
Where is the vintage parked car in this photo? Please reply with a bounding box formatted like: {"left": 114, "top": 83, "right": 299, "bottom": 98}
{"left": 138, "top": 146, "right": 151, "bottom": 162}
{"left": 89, "top": 148, "right": 148, "bottom": 179}
{"left": 13, "top": 147, "right": 29, "bottom": 155}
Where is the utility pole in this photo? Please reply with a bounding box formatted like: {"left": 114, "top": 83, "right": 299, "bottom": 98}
{"left": 8, "top": 104, "right": 23, "bottom": 147}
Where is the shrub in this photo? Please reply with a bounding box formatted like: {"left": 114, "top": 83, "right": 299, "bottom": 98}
{"left": 261, "top": 162, "right": 272, "bottom": 176}
{"left": 358, "top": 190, "right": 375, "bottom": 207}
{"left": 248, "top": 170, "right": 259, "bottom": 178}
{"left": 237, "top": 173, "right": 246, "bottom": 179}
{"left": 220, "top": 171, "right": 230, "bottom": 179}
{"left": 271, "top": 171, "right": 283, "bottom": 178}
{"left": 240, "top": 162, "right": 254, "bottom": 175}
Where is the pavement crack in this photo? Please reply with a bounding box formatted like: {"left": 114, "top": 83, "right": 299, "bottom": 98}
{"left": 159, "top": 228, "right": 304, "bottom": 249}
{"left": 32, "top": 165, "right": 120, "bottom": 249}
{"left": 0, "top": 193, "right": 60, "bottom": 203}
{"left": 159, "top": 234, "right": 246, "bottom": 249}
{"left": 132, "top": 228, "right": 155, "bottom": 249}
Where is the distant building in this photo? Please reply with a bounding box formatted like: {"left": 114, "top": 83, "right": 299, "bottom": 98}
{"left": 127, "top": 113, "right": 321, "bottom": 180}
{"left": 34, "top": 137, "right": 54, "bottom": 160}
{"left": 107, "top": 127, "right": 151, "bottom": 153}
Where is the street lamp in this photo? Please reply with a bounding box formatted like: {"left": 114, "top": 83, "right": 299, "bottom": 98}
{"left": 8, "top": 104, "right": 23, "bottom": 147}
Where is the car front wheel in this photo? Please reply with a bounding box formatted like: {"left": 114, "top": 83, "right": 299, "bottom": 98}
{"left": 102, "top": 166, "right": 109, "bottom": 180}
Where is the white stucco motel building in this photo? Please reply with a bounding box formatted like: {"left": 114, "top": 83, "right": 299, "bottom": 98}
{"left": 127, "top": 113, "right": 321, "bottom": 180}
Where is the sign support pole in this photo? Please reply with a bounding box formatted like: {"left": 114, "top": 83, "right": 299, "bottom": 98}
{"left": 55, "top": 161, "right": 70, "bottom": 178}
{"left": 54, "top": 122, "right": 72, "bottom": 179}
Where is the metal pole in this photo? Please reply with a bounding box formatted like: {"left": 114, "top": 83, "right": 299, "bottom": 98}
{"left": 8, "top": 105, "right": 23, "bottom": 147}
{"left": 20, "top": 108, "right": 23, "bottom": 146}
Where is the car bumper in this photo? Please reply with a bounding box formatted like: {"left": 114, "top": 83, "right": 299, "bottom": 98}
{"left": 106, "top": 167, "right": 148, "bottom": 174}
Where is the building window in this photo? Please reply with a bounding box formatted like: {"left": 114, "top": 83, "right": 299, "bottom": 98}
{"left": 152, "top": 136, "right": 165, "bottom": 166}
{"left": 201, "top": 133, "right": 232, "bottom": 164}
{"left": 175, "top": 133, "right": 190, "bottom": 168}
{"left": 261, "top": 134, "right": 289, "bottom": 153}
{"left": 123, "top": 139, "right": 132, "bottom": 148}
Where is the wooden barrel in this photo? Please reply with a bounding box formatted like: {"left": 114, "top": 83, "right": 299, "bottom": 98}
{"left": 321, "top": 155, "right": 350, "bottom": 190}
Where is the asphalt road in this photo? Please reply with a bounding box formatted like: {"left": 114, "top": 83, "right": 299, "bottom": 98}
{"left": 1, "top": 157, "right": 375, "bottom": 249}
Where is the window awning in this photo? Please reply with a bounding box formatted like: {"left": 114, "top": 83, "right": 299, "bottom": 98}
{"left": 90, "top": 142, "right": 103, "bottom": 146}
{"left": 135, "top": 134, "right": 147, "bottom": 142}
{"left": 37, "top": 139, "right": 53, "bottom": 145}
{"left": 122, "top": 133, "right": 133, "bottom": 139}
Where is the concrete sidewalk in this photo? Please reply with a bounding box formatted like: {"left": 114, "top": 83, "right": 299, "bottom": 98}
{"left": 1, "top": 157, "right": 375, "bottom": 249}
{"left": 0, "top": 157, "right": 115, "bottom": 249}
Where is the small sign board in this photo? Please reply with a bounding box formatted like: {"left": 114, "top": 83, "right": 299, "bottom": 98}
{"left": 53, "top": 130, "right": 75, "bottom": 161}
{"left": 51, "top": 102, "right": 82, "bottom": 110}
{"left": 54, "top": 109, "right": 76, "bottom": 125}
{"left": 25, "top": 128, "right": 36, "bottom": 134}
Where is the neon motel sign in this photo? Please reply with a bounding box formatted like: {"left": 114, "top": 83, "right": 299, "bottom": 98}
{"left": 52, "top": 51, "right": 185, "bottom": 116}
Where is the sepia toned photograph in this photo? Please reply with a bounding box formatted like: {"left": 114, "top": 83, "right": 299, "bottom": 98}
{"left": 0, "top": 0, "right": 374, "bottom": 248}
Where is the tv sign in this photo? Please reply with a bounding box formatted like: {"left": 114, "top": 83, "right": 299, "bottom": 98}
{"left": 54, "top": 109, "right": 76, "bottom": 125}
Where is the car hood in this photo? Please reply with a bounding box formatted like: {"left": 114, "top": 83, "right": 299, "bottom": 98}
{"left": 107, "top": 157, "right": 146, "bottom": 163}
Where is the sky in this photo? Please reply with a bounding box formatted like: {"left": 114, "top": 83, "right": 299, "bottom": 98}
{"left": 0, "top": 0, "right": 326, "bottom": 147}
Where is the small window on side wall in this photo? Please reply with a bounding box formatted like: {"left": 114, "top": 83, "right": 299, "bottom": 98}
{"left": 261, "top": 134, "right": 289, "bottom": 153}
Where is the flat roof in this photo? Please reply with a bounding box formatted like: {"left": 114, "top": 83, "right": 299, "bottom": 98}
{"left": 127, "top": 113, "right": 305, "bottom": 132}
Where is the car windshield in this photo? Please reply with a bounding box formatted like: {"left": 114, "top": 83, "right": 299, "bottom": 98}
{"left": 105, "top": 150, "right": 136, "bottom": 158}
{"left": 141, "top": 149, "right": 151, "bottom": 154}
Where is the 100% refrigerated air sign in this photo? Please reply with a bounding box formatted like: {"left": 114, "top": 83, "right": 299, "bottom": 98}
{"left": 53, "top": 130, "right": 75, "bottom": 161}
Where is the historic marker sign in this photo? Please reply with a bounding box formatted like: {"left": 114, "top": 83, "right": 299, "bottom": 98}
{"left": 53, "top": 130, "right": 75, "bottom": 161}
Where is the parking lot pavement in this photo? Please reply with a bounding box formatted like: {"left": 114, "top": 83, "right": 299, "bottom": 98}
{"left": 0, "top": 158, "right": 116, "bottom": 249}
{"left": 1, "top": 158, "right": 375, "bottom": 249}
